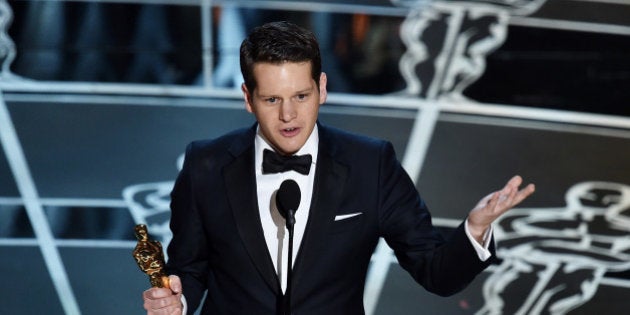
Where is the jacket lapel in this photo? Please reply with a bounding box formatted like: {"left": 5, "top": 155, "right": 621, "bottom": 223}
{"left": 292, "top": 124, "right": 349, "bottom": 295}
{"left": 224, "top": 125, "right": 281, "bottom": 295}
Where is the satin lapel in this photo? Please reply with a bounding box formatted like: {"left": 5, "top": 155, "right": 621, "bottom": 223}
{"left": 291, "top": 130, "right": 348, "bottom": 295}
{"left": 224, "top": 132, "right": 281, "bottom": 295}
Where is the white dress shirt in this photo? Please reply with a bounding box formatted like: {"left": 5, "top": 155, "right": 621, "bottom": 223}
{"left": 254, "top": 125, "right": 318, "bottom": 293}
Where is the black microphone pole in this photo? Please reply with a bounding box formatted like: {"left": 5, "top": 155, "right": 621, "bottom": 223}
{"left": 286, "top": 209, "right": 295, "bottom": 315}
{"left": 276, "top": 180, "right": 300, "bottom": 315}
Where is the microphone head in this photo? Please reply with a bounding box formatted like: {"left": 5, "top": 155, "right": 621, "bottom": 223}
{"left": 276, "top": 179, "right": 301, "bottom": 219}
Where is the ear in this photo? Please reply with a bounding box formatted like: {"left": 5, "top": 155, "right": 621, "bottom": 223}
{"left": 242, "top": 83, "right": 254, "bottom": 113}
{"left": 318, "top": 72, "right": 328, "bottom": 105}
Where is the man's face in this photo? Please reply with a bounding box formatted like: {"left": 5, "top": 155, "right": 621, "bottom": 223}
{"left": 242, "top": 62, "right": 327, "bottom": 155}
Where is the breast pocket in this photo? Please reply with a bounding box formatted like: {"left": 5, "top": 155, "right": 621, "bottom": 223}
{"left": 330, "top": 212, "right": 363, "bottom": 234}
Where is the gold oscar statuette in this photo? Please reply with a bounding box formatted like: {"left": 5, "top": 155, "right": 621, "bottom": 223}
{"left": 132, "top": 224, "right": 170, "bottom": 288}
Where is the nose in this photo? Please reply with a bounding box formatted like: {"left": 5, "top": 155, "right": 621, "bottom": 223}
{"left": 280, "top": 101, "right": 297, "bottom": 122}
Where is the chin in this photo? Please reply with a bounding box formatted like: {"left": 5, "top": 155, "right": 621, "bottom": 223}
{"left": 278, "top": 146, "right": 300, "bottom": 155}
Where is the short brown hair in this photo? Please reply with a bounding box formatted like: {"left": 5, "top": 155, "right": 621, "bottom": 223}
{"left": 240, "top": 21, "right": 322, "bottom": 93}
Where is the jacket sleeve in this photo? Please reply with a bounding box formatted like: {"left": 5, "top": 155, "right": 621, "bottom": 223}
{"left": 165, "top": 142, "right": 209, "bottom": 312}
{"left": 377, "top": 141, "right": 494, "bottom": 297}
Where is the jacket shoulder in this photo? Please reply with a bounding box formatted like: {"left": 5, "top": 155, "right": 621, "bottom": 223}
{"left": 319, "top": 124, "right": 393, "bottom": 158}
{"left": 188, "top": 127, "right": 253, "bottom": 154}
{"left": 181, "top": 126, "right": 254, "bottom": 171}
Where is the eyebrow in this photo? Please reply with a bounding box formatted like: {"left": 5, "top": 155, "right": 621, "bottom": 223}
{"left": 257, "top": 87, "right": 314, "bottom": 98}
{"left": 295, "top": 88, "right": 313, "bottom": 95}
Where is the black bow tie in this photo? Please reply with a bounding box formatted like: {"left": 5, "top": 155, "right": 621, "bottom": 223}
{"left": 262, "top": 149, "right": 312, "bottom": 175}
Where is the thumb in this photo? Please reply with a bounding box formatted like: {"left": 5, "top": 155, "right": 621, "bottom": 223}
{"left": 169, "top": 275, "right": 183, "bottom": 294}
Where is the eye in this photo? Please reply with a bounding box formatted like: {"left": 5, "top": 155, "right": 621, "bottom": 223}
{"left": 266, "top": 97, "right": 278, "bottom": 103}
{"left": 297, "top": 94, "right": 308, "bottom": 101}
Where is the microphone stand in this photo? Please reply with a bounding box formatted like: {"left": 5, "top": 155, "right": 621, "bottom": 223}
{"left": 277, "top": 179, "right": 300, "bottom": 315}
{"left": 285, "top": 209, "right": 296, "bottom": 315}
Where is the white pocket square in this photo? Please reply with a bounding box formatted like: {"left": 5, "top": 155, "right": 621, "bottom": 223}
{"left": 334, "top": 212, "right": 363, "bottom": 221}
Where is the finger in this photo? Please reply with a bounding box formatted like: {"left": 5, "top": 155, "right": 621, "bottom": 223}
{"left": 504, "top": 184, "right": 519, "bottom": 204}
{"left": 143, "top": 288, "right": 157, "bottom": 300}
{"left": 504, "top": 186, "right": 523, "bottom": 212}
{"left": 485, "top": 191, "right": 501, "bottom": 212}
{"left": 503, "top": 175, "right": 522, "bottom": 192}
{"left": 490, "top": 186, "right": 514, "bottom": 215}
{"left": 143, "top": 287, "right": 172, "bottom": 300}
{"left": 493, "top": 179, "right": 517, "bottom": 207}
{"left": 498, "top": 183, "right": 534, "bottom": 213}
{"left": 168, "top": 306, "right": 183, "bottom": 315}
{"left": 512, "top": 183, "right": 536, "bottom": 206}
{"left": 144, "top": 294, "right": 181, "bottom": 312}
{"left": 499, "top": 176, "right": 531, "bottom": 207}
{"left": 169, "top": 275, "right": 183, "bottom": 294}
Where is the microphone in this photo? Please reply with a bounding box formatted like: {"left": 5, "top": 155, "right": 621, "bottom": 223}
{"left": 277, "top": 179, "right": 301, "bottom": 230}
{"left": 275, "top": 179, "right": 300, "bottom": 315}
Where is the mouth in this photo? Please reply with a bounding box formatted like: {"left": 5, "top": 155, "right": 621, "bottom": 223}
{"left": 281, "top": 127, "right": 300, "bottom": 137}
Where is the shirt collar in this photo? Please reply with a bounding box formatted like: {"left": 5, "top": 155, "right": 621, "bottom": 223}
{"left": 255, "top": 124, "right": 319, "bottom": 172}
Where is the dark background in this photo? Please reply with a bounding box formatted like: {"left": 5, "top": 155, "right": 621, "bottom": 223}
{"left": 1, "top": 0, "right": 629, "bottom": 314}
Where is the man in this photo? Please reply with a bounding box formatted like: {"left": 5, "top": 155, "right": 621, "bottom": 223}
{"left": 142, "top": 21, "right": 535, "bottom": 315}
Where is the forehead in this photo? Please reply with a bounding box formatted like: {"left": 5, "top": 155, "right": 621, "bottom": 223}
{"left": 252, "top": 61, "right": 314, "bottom": 90}
{"left": 252, "top": 61, "right": 312, "bottom": 83}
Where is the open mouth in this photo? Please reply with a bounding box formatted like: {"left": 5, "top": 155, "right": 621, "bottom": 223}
{"left": 281, "top": 127, "right": 300, "bottom": 137}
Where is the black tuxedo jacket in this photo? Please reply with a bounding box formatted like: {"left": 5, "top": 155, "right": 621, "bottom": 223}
{"left": 166, "top": 123, "right": 493, "bottom": 315}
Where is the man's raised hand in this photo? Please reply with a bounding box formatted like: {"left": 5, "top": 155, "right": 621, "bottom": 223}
{"left": 467, "top": 175, "right": 535, "bottom": 243}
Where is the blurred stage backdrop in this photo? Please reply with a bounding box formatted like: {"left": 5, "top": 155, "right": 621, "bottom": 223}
{"left": 1, "top": 0, "right": 629, "bottom": 314}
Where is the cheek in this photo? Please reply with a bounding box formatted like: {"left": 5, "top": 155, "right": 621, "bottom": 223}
{"left": 255, "top": 107, "right": 277, "bottom": 122}
{"left": 260, "top": 117, "right": 279, "bottom": 135}
{"left": 307, "top": 105, "right": 320, "bottom": 120}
